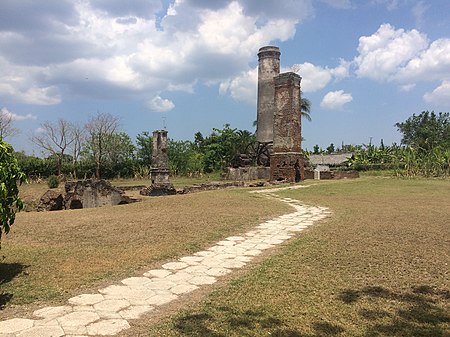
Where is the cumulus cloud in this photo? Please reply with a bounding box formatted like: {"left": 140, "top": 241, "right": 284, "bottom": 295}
{"left": 0, "top": 107, "right": 37, "bottom": 121}
{"left": 147, "top": 96, "right": 175, "bottom": 112}
{"left": 287, "top": 60, "right": 349, "bottom": 93}
{"left": 0, "top": 0, "right": 313, "bottom": 107}
{"left": 352, "top": 23, "right": 450, "bottom": 104}
{"left": 320, "top": 90, "right": 353, "bottom": 109}
{"left": 219, "top": 67, "right": 257, "bottom": 105}
{"left": 423, "top": 81, "right": 450, "bottom": 106}
{"left": 354, "top": 23, "right": 428, "bottom": 81}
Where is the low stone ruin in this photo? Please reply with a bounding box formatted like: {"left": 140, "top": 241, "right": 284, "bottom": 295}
{"left": 37, "top": 179, "right": 135, "bottom": 211}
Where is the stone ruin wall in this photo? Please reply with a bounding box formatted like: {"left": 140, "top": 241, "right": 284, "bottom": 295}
{"left": 270, "top": 72, "right": 304, "bottom": 182}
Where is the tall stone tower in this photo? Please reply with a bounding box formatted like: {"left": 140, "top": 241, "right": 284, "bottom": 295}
{"left": 270, "top": 72, "right": 304, "bottom": 182}
{"left": 256, "top": 46, "right": 280, "bottom": 143}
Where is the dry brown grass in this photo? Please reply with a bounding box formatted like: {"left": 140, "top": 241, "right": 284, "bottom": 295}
{"left": 144, "top": 177, "right": 450, "bottom": 336}
{"left": 0, "top": 186, "right": 290, "bottom": 319}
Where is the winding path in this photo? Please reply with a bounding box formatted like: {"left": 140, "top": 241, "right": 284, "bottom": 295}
{"left": 0, "top": 185, "right": 330, "bottom": 337}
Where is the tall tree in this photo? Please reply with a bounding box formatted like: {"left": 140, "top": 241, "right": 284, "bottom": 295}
{"left": 0, "top": 108, "right": 19, "bottom": 140}
{"left": 31, "top": 119, "right": 75, "bottom": 175}
{"left": 85, "top": 112, "right": 120, "bottom": 178}
{"left": 0, "top": 139, "right": 25, "bottom": 247}
{"left": 69, "top": 122, "right": 85, "bottom": 178}
{"left": 136, "top": 131, "right": 153, "bottom": 166}
{"left": 395, "top": 111, "right": 450, "bottom": 152}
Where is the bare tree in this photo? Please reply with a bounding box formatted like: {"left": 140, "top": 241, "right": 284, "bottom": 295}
{"left": 69, "top": 122, "right": 85, "bottom": 179}
{"left": 0, "top": 108, "right": 19, "bottom": 140}
{"left": 31, "top": 119, "right": 75, "bottom": 176}
{"left": 85, "top": 112, "right": 121, "bottom": 179}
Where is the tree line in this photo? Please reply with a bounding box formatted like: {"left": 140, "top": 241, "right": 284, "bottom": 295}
{"left": 1, "top": 110, "right": 449, "bottom": 180}
{"left": 4, "top": 111, "right": 256, "bottom": 180}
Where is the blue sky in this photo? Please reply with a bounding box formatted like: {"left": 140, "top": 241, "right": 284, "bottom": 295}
{"left": 1, "top": 0, "right": 450, "bottom": 155}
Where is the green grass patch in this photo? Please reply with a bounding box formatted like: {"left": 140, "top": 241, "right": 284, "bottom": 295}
{"left": 144, "top": 177, "right": 450, "bottom": 336}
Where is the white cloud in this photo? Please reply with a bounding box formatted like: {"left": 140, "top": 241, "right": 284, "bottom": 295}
{"left": 147, "top": 96, "right": 175, "bottom": 112}
{"left": 423, "top": 81, "right": 450, "bottom": 106}
{"left": 288, "top": 60, "right": 350, "bottom": 93}
{"left": 354, "top": 23, "right": 428, "bottom": 81}
{"left": 397, "top": 38, "right": 450, "bottom": 82}
{"left": 0, "top": 0, "right": 312, "bottom": 107}
{"left": 0, "top": 107, "right": 37, "bottom": 121}
{"left": 320, "top": 90, "right": 353, "bottom": 109}
{"left": 219, "top": 67, "right": 257, "bottom": 105}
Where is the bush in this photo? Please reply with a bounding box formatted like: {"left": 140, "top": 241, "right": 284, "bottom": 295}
{"left": 47, "top": 175, "right": 59, "bottom": 188}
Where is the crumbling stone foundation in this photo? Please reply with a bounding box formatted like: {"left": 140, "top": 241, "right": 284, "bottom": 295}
{"left": 37, "top": 179, "right": 134, "bottom": 211}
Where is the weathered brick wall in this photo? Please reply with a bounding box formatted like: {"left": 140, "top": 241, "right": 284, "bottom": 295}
{"left": 270, "top": 72, "right": 304, "bottom": 182}
{"left": 151, "top": 130, "right": 170, "bottom": 184}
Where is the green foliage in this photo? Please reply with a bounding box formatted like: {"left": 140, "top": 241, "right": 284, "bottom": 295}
{"left": 0, "top": 140, "right": 25, "bottom": 244}
{"left": 395, "top": 111, "right": 450, "bottom": 152}
{"left": 326, "top": 143, "right": 335, "bottom": 154}
{"left": 47, "top": 175, "right": 59, "bottom": 188}
{"left": 136, "top": 131, "right": 152, "bottom": 165}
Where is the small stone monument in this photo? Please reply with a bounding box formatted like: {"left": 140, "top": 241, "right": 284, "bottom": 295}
{"left": 141, "top": 130, "right": 176, "bottom": 196}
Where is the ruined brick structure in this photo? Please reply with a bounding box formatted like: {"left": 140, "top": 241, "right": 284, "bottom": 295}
{"left": 141, "top": 130, "right": 176, "bottom": 196}
{"left": 151, "top": 130, "right": 170, "bottom": 184}
{"left": 256, "top": 46, "right": 280, "bottom": 143}
{"left": 270, "top": 72, "right": 304, "bottom": 182}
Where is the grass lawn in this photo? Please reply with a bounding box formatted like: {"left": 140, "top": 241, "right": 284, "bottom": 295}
{"left": 141, "top": 177, "right": 450, "bottom": 337}
{"left": 0, "top": 185, "right": 290, "bottom": 319}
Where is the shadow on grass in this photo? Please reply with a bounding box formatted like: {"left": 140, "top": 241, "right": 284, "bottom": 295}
{"left": 338, "top": 285, "right": 450, "bottom": 337}
{"left": 0, "top": 262, "right": 27, "bottom": 309}
{"left": 173, "top": 306, "right": 345, "bottom": 336}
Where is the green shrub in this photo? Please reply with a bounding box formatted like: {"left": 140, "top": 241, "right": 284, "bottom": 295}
{"left": 47, "top": 175, "right": 59, "bottom": 188}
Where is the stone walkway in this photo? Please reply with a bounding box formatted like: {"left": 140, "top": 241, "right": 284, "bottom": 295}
{"left": 0, "top": 186, "right": 330, "bottom": 337}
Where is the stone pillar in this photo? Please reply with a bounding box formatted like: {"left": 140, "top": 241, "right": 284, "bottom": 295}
{"left": 270, "top": 72, "right": 304, "bottom": 182}
{"left": 256, "top": 46, "right": 280, "bottom": 143}
{"left": 151, "top": 130, "right": 170, "bottom": 184}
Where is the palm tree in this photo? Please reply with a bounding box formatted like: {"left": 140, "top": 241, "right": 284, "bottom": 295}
{"left": 301, "top": 94, "right": 312, "bottom": 122}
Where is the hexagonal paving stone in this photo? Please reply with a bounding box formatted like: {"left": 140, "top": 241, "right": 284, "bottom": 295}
{"left": 0, "top": 318, "right": 34, "bottom": 334}
{"left": 188, "top": 275, "right": 216, "bottom": 286}
{"left": 69, "top": 294, "right": 105, "bottom": 306}
{"left": 121, "top": 277, "right": 152, "bottom": 287}
{"left": 57, "top": 311, "right": 100, "bottom": 328}
{"left": 179, "top": 256, "right": 204, "bottom": 264}
{"left": 146, "top": 293, "right": 178, "bottom": 306}
{"left": 161, "top": 261, "right": 188, "bottom": 270}
{"left": 146, "top": 278, "right": 177, "bottom": 289}
{"left": 165, "top": 272, "right": 194, "bottom": 283}
{"left": 205, "top": 267, "right": 231, "bottom": 277}
{"left": 170, "top": 283, "right": 199, "bottom": 295}
{"left": 86, "top": 319, "right": 130, "bottom": 336}
{"left": 143, "top": 269, "right": 172, "bottom": 278}
{"left": 93, "top": 299, "right": 130, "bottom": 313}
{"left": 119, "top": 305, "right": 153, "bottom": 320}
{"left": 33, "top": 306, "right": 72, "bottom": 319}
{"left": 17, "top": 325, "right": 64, "bottom": 337}
{"left": 220, "top": 259, "right": 245, "bottom": 269}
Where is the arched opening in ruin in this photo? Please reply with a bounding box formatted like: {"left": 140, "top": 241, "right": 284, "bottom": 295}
{"left": 69, "top": 199, "right": 83, "bottom": 209}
